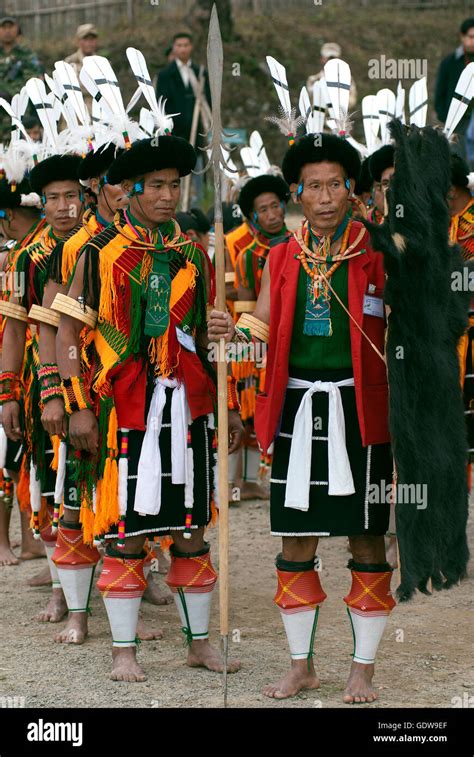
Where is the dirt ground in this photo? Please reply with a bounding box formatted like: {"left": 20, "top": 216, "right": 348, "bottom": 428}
{"left": 0, "top": 497, "right": 473, "bottom": 710}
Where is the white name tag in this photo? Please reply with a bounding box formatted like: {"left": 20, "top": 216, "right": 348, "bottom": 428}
{"left": 363, "top": 295, "right": 384, "bottom": 318}
{"left": 176, "top": 326, "right": 196, "bottom": 352}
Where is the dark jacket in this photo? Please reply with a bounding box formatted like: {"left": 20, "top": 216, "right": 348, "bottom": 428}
{"left": 156, "top": 60, "right": 211, "bottom": 142}
{"left": 435, "top": 46, "right": 473, "bottom": 132}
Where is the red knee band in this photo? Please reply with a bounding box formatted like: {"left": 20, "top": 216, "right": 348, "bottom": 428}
{"left": 39, "top": 505, "right": 56, "bottom": 544}
{"left": 274, "top": 568, "right": 327, "bottom": 613}
{"left": 344, "top": 570, "right": 396, "bottom": 616}
{"left": 96, "top": 555, "right": 146, "bottom": 599}
{"left": 52, "top": 524, "right": 100, "bottom": 568}
{"left": 165, "top": 551, "right": 217, "bottom": 593}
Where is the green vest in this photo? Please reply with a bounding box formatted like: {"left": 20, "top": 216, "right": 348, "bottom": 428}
{"left": 289, "top": 262, "right": 352, "bottom": 370}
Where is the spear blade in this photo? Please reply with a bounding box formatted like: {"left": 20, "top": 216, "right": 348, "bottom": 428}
{"left": 207, "top": 4, "right": 225, "bottom": 212}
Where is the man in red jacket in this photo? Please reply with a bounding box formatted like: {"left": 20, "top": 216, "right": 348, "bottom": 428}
{"left": 208, "top": 133, "right": 395, "bottom": 703}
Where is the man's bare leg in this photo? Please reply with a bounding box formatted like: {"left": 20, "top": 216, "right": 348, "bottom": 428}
{"left": 137, "top": 547, "right": 166, "bottom": 640}
{"left": 97, "top": 534, "right": 148, "bottom": 682}
{"left": 240, "top": 480, "right": 270, "bottom": 500}
{"left": 263, "top": 535, "right": 321, "bottom": 699}
{"left": 169, "top": 528, "right": 241, "bottom": 674}
{"left": 155, "top": 543, "right": 170, "bottom": 575}
{"left": 27, "top": 566, "right": 52, "bottom": 587}
{"left": 343, "top": 535, "right": 393, "bottom": 704}
{"left": 0, "top": 498, "right": 19, "bottom": 565}
{"left": 34, "top": 587, "right": 68, "bottom": 622}
{"left": 385, "top": 535, "right": 398, "bottom": 570}
{"left": 30, "top": 505, "right": 68, "bottom": 621}
{"left": 6, "top": 469, "right": 44, "bottom": 560}
{"left": 20, "top": 509, "right": 45, "bottom": 561}
{"left": 53, "top": 508, "right": 93, "bottom": 645}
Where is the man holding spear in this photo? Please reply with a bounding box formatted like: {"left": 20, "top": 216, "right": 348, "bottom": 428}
{"left": 54, "top": 125, "right": 242, "bottom": 681}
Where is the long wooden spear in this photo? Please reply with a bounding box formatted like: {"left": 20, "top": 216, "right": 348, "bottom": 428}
{"left": 207, "top": 3, "right": 230, "bottom": 707}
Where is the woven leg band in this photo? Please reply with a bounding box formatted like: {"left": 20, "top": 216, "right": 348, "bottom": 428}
{"left": 97, "top": 553, "right": 146, "bottom": 647}
{"left": 274, "top": 555, "right": 326, "bottom": 666}
{"left": 166, "top": 545, "right": 217, "bottom": 645}
{"left": 274, "top": 553, "right": 327, "bottom": 612}
{"left": 52, "top": 519, "right": 100, "bottom": 568}
{"left": 343, "top": 560, "right": 396, "bottom": 617}
{"left": 344, "top": 561, "right": 396, "bottom": 665}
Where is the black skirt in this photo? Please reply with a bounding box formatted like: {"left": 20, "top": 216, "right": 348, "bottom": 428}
{"left": 5, "top": 439, "right": 23, "bottom": 473}
{"left": 270, "top": 367, "right": 392, "bottom": 537}
{"left": 104, "top": 387, "right": 216, "bottom": 539}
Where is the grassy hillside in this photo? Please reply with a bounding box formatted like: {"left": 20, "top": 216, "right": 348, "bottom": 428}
{"left": 35, "top": 1, "right": 464, "bottom": 162}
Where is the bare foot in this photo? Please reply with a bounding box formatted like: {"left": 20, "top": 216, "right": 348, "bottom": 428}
{"left": 20, "top": 548, "right": 46, "bottom": 561}
{"left": 263, "top": 659, "right": 320, "bottom": 699}
{"left": 54, "top": 612, "right": 88, "bottom": 644}
{"left": 136, "top": 616, "right": 164, "bottom": 641}
{"left": 142, "top": 574, "right": 173, "bottom": 606}
{"left": 240, "top": 482, "right": 270, "bottom": 501}
{"left": 111, "top": 647, "right": 147, "bottom": 682}
{"left": 187, "top": 639, "right": 241, "bottom": 673}
{"left": 0, "top": 543, "right": 19, "bottom": 565}
{"left": 20, "top": 523, "right": 46, "bottom": 560}
{"left": 34, "top": 588, "right": 68, "bottom": 623}
{"left": 343, "top": 661, "right": 378, "bottom": 704}
{"left": 28, "top": 566, "right": 52, "bottom": 587}
{"left": 386, "top": 536, "right": 398, "bottom": 570}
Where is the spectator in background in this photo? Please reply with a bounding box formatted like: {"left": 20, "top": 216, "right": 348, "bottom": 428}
{"left": 306, "top": 42, "right": 358, "bottom": 114}
{"left": 65, "top": 23, "right": 99, "bottom": 79}
{"left": 65, "top": 24, "right": 99, "bottom": 114}
{"left": 165, "top": 45, "right": 175, "bottom": 64}
{"left": 0, "top": 15, "right": 43, "bottom": 102}
{"left": 152, "top": 45, "right": 175, "bottom": 90}
{"left": 156, "top": 31, "right": 211, "bottom": 144}
{"left": 435, "top": 17, "right": 474, "bottom": 168}
{"left": 23, "top": 115, "right": 42, "bottom": 142}
{"left": 176, "top": 207, "right": 211, "bottom": 251}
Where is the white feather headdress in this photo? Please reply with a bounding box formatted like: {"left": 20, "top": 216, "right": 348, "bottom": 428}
{"left": 265, "top": 55, "right": 304, "bottom": 143}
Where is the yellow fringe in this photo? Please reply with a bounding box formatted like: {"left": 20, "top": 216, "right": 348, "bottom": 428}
{"left": 98, "top": 248, "right": 118, "bottom": 325}
{"left": 50, "top": 435, "right": 61, "bottom": 471}
{"left": 95, "top": 407, "right": 119, "bottom": 535}
{"left": 140, "top": 253, "right": 153, "bottom": 284}
{"left": 92, "top": 328, "right": 121, "bottom": 394}
{"left": 17, "top": 457, "right": 31, "bottom": 512}
{"left": 80, "top": 499, "right": 95, "bottom": 546}
{"left": 61, "top": 232, "right": 86, "bottom": 286}
{"left": 107, "top": 405, "right": 118, "bottom": 449}
{"left": 80, "top": 327, "right": 94, "bottom": 370}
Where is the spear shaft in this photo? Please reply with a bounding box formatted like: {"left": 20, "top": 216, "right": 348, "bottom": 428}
{"left": 207, "top": 2, "right": 230, "bottom": 707}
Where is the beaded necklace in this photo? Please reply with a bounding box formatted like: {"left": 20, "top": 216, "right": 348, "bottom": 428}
{"left": 297, "top": 217, "right": 352, "bottom": 303}
{"left": 294, "top": 216, "right": 367, "bottom": 337}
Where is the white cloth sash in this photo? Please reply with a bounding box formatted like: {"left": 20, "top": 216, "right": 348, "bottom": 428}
{"left": 134, "top": 378, "right": 189, "bottom": 516}
{"left": 284, "top": 376, "right": 355, "bottom": 511}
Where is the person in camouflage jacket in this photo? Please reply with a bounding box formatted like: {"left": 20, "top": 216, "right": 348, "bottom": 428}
{"left": 0, "top": 15, "right": 43, "bottom": 101}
